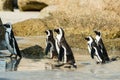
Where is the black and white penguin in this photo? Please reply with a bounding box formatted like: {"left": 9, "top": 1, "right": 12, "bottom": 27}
{"left": 85, "top": 36, "right": 105, "bottom": 64}
{"left": 94, "top": 30, "right": 110, "bottom": 62}
{"left": 54, "top": 28, "right": 77, "bottom": 68}
{"left": 45, "top": 30, "right": 58, "bottom": 59}
{"left": 3, "top": 23, "right": 22, "bottom": 58}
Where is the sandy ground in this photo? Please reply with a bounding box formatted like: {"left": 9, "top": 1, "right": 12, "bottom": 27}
{"left": 0, "top": 36, "right": 120, "bottom": 80}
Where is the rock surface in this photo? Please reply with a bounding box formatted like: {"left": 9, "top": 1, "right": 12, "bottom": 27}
{"left": 21, "top": 45, "right": 44, "bottom": 58}
{"left": 18, "top": 0, "right": 48, "bottom": 11}
{"left": 0, "top": 0, "right": 13, "bottom": 11}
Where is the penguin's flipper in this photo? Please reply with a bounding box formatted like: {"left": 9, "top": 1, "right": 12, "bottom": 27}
{"left": 58, "top": 46, "right": 64, "bottom": 61}
{"left": 98, "top": 43, "right": 103, "bottom": 51}
{"left": 91, "top": 47, "right": 95, "bottom": 59}
{"left": 45, "top": 43, "right": 51, "bottom": 55}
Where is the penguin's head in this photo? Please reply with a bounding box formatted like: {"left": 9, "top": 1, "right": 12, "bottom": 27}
{"left": 85, "top": 36, "right": 93, "bottom": 42}
{"left": 94, "top": 30, "right": 101, "bottom": 36}
{"left": 45, "top": 30, "right": 53, "bottom": 36}
{"left": 54, "top": 27, "right": 64, "bottom": 36}
{"left": 3, "top": 23, "right": 12, "bottom": 32}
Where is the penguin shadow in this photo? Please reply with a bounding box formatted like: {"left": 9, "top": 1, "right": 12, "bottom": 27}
{"left": 109, "top": 56, "right": 120, "bottom": 62}
{"left": 54, "top": 62, "right": 77, "bottom": 69}
{"left": 6, "top": 57, "right": 22, "bottom": 71}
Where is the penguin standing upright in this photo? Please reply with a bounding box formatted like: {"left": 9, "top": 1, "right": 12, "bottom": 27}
{"left": 85, "top": 36, "right": 105, "bottom": 64}
{"left": 45, "top": 30, "right": 58, "bottom": 59}
{"left": 94, "top": 30, "right": 110, "bottom": 62}
{"left": 3, "top": 23, "right": 22, "bottom": 58}
{"left": 54, "top": 28, "right": 77, "bottom": 68}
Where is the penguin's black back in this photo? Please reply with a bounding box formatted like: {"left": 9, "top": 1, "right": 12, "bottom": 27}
{"left": 60, "top": 36, "right": 76, "bottom": 63}
{"left": 98, "top": 38, "right": 110, "bottom": 61}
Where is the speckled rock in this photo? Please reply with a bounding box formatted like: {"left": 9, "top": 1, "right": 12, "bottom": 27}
{"left": 0, "top": 0, "right": 13, "bottom": 11}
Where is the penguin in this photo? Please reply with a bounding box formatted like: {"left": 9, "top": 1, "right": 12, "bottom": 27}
{"left": 94, "top": 30, "right": 110, "bottom": 62}
{"left": 85, "top": 36, "right": 105, "bottom": 64}
{"left": 54, "top": 27, "right": 77, "bottom": 68}
{"left": 44, "top": 29, "right": 58, "bottom": 59}
{"left": 54, "top": 30, "right": 64, "bottom": 62}
{"left": 3, "top": 23, "right": 22, "bottom": 58}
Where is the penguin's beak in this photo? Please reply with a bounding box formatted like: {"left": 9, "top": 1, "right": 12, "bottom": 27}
{"left": 54, "top": 29, "right": 57, "bottom": 32}
{"left": 45, "top": 43, "right": 51, "bottom": 55}
{"left": 94, "top": 30, "right": 101, "bottom": 36}
{"left": 3, "top": 24, "right": 11, "bottom": 28}
{"left": 54, "top": 29, "right": 59, "bottom": 34}
{"left": 94, "top": 30, "right": 100, "bottom": 34}
{"left": 84, "top": 37, "right": 89, "bottom": 41}
{"left": 94, "top": 30, "right": 98, "bottom": 34}
{"left": 44, "top": 30, "right": 48, "bottom": 34}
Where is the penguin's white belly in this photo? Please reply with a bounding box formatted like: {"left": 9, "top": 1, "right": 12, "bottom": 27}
{"left": 94, "top": 47, "right": 102, "bottom": 62}
{"left": 5, "top": 33, "right": 16, "bottom": 54}
{"left": 55, "top": 39, "right": 59, "bottom": 54}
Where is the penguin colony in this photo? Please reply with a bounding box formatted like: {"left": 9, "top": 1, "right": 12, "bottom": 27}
{"left": 0, "top": 22, "right": 112, "bottom": 69}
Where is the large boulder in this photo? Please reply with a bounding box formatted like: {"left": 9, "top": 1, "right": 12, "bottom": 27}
{"left": 0, "top": 0, "right": 13, "bottom": 11}
{"left": 18, "top": 0, "right": 48, "bottom": 11}
{"left": 13, "top": 0, "right": 120, "bottom": 51}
